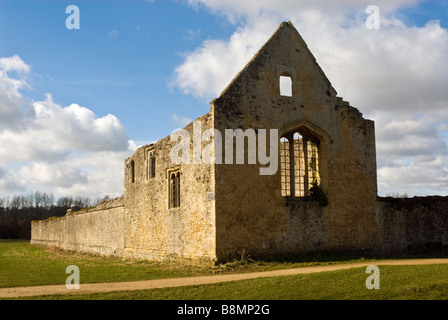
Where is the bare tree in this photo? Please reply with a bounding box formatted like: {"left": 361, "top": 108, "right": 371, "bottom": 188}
{"left": 34, "top": 191, "right": 43, "bottom": 208}
{"left": 41, "top": 192, "right": 53, "bottom": 209}
{"left": 10, "top": 195, "right": 21, "bottom": 209}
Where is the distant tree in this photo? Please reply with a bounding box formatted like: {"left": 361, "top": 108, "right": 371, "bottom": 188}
{"left": 10, "top": 195, "right": 21, "bottom": 209}
{"left": 3, "top": 196, "right": 10, "bottom": 209}
{"left": 57, "top": 196, "right": 72, "bottom": 208}
{"left": 23, "top": 193, "right": 34, "bottom": 208}
{"left": 41, "top": 192, "right": 53, "bottom": 209}
{"left": 34, "top": 191, "right": 43, "bottom": 208}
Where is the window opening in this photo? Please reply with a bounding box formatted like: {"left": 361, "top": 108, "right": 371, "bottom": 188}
{"left": 280, "top": 129, "right": 320, "bottom": 198}
{"left": 169, "top": 171, "right": 180, "bottom": 208}
{"left": 147, "top": 150, "right": 156, "bottom": 180}
{"left": 130, "top": 160, "right": 135, "bottom": 184}
{"left": 280, "top": 75, "right": 293, "bottom": 97}
{"left": 280, "top": 137, "right": 290, "bottom": 197}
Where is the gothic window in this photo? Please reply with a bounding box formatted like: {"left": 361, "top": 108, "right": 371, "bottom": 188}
{"left": 129, "top": 160, "right": 135, "bottom": 184}
{"left": 280, "top": 137, "right": 291, "bottom": 196}
{"left": 169, "top": 171, "right": 180, "bottom": 208}
{"left": 280, "top": 129, "right": 320, "bottom": 198}
{"left": 150, "top": 157, "right": 156, "bottom": 178}
{"left": 176, "top": 172, "right": 180, "bottom": 207}
{"left": 146, "top": 150, "right": 156, "bottom": 180}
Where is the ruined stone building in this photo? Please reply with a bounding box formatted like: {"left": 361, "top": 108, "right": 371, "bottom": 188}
{"left": 31, "top": 22, "right": 448, "bottom": 264}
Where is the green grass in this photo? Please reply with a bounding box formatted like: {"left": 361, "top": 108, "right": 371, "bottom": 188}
{"left": 0, "top": 239, "right": 381, "bottom": 288}
{"left": 16, "top": 264, "right": 448, "bottom": 300}
{"left": 2, "top": 240, "right": 448, "bottom": 300}
{"left": 0, "top": 240, "right": 208, "bottom": 288}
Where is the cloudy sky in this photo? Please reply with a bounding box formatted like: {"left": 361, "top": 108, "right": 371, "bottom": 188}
{"left": 0, "top": 0, "right": 447, "bottom": 198}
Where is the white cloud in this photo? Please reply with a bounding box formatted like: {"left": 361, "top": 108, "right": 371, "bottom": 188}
{"left": 0, "top": 93, "right": 130, "bottom": 164}
{"left": 309, "top": 19, "right": 448, "bottom": 117}
{"left": 376, "top": 117, "right": 447, "bottom": 157}
{"left": 175, "top": 0, "right": 448, "bottom": 196}
{"left": 19, "top": 162, "right": 87, "bottom": 189}
{"left": 173, "top": 20, "right": 277, "bottom": 99}
{"left": 187, "top": 0, "right": 419, "bottom": 24}
{"left": 0, "top": 166, "right": 26, "bottom": 194}
{"left": 378, "top": 157, "right": 448, "bottom": 196}
{"left": 0, "top": 55, "right": 30, "bottom": 130}
{"left": 39, "top": 149, "right": 132, "bottom": 198}
{"left": 0, "top": 54, "right": 30, "bottom": 73}
{"left": 0, "top": 55, "right": 135, "bottom": 198}
{"left": 32, "top": 95, "right": 130, "bottom": 152}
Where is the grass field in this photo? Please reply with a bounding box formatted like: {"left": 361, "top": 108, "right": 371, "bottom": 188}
{"left": 28, "top": 264, "right": 448, "bottom": 300}
{"left": 2, "top": 240, "right": 448, "bottom": 300}
{"left": 0, "top": 239, "right": 209, "bottom": 287}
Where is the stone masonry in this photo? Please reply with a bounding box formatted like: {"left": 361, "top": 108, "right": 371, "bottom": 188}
{"left": 31, "top": 22, "right": 448, "bottom": 265}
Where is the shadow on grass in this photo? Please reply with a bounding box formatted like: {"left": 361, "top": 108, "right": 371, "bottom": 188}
{"left": 217, "top": 246, "right": 448, "bottom": 270}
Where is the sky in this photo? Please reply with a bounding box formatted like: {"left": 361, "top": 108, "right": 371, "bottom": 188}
{"left": 0, "top": 0, "right": 447, "bottom": 199}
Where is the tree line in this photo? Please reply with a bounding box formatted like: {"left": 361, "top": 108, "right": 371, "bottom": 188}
{"left": 0, "top": 191, "right": 112, "bottom": 210}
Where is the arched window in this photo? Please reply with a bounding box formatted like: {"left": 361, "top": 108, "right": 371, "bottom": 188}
{"left": 280, "top": 128, "right": 320, "bottom": 198}
{"left": 176, "top": 172, "right": 180, "bottom": 207}
{"left": 146, "top": 149, "right": 156, "bottom": 180}
{"left": 279, "top": 75, "right": 293, "bottom": 97}
{"left": 150, "top": 157, "right": 156, "bottom": 178}
{"left": 280, "top": 137, "right": 291, "bottom": 196}
{"left": 169, "top": 170, "right": 180, "bottom": 208}
{"left": 130, "top": 160, "right": 135, "bottom": 184}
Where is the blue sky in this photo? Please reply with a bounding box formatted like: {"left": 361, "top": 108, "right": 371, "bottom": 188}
{"left": 0, "top": 0, "right": 447, "bottom": 198}
{"left": 0, "top": 0, "right": 234, "bottom": 142}
{"left": 396, "top": 0, "right": 448, "bottom": 28}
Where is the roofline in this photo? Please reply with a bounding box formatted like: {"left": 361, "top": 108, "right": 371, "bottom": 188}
{"left": 214, "top": 21, "right": 335, "bottom": 101}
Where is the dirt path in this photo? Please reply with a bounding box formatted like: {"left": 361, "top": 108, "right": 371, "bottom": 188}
{"left": 2, "top": 258, "right": 448, "bottom": 298}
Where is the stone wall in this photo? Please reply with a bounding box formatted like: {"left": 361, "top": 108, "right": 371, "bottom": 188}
{"left": 212, "top": 21, "right": 378, "bottom": 261}
{"left": 31, "top": 114, "right": 218, "bottom": 265}
{"left": 377, "top": 196, "right": 448, "bottom": 255}
{"left": 123, "top": 113, "right": 216, "bottom": 264}
{"left": 30, "top": 197, "right": 126, "bottom": 258}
